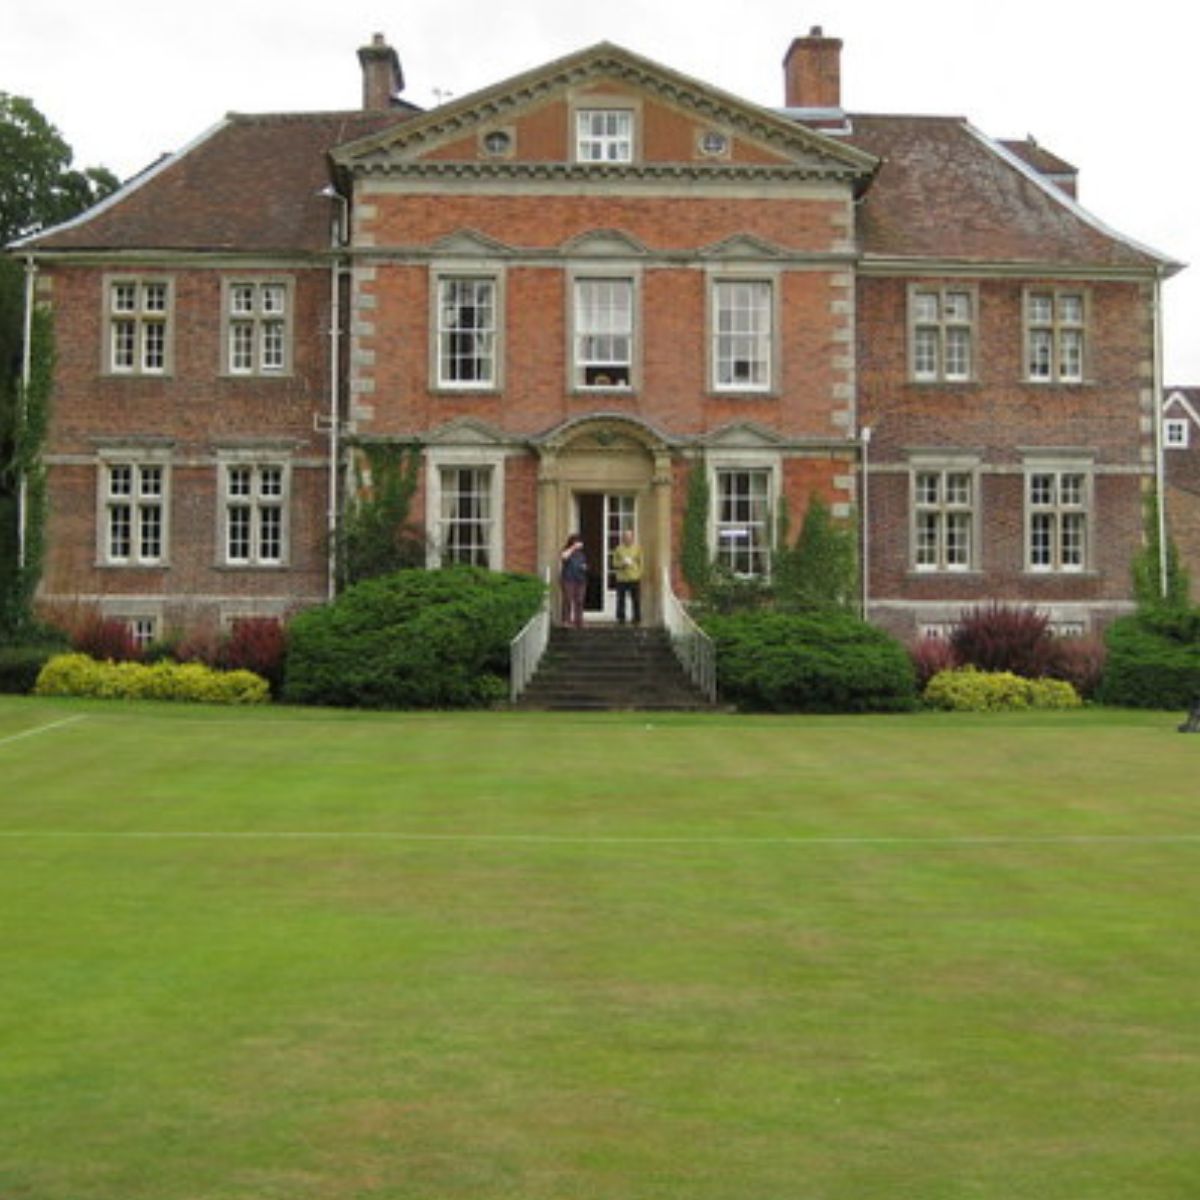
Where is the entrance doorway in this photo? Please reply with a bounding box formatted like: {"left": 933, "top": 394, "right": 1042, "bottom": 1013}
{"left": 575, "top": 492, "right": 636, "bottom": 618}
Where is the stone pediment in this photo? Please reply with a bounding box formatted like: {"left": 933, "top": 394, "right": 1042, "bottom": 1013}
{"left": 699, "top": 421, "right": 786, "bottom": 449}
{"left": 700, "top": 234, "right": 789, "bottom": 260}
{"left": 430, "top": 229, "right": 514, "bottom": 258}
{"left": 423, "top": 417, "right": 512, "bottom": 447}
{"left": 561, "top": 229, "right": 648, "bottom": 257}
{"left": 333, "top": 42, "right": 878, "bottom": 185}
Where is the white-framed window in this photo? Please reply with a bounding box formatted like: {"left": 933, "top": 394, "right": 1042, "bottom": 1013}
{"left": 1026, "top": 467, "right": 1090, "bottom": 572}
{"left": 1165, "top": 418, "right": 1190, "bottom": 449}
{"left": 1025, "top": 289, "right": 1086, "bottom": 383}
{"left": 425, "top": 449, "right": 506, "bottom": 570}
{"left": 714, "top": 467, "right": 773, "bottom": 577}
{"left": 913, "top": 467, "right": 975, "bottom": 571}
{"left": 99, "top": 457, "right": 169, "bottom": 566}
{"left": 220, "top": 461, "right": 288, "bottom": 566}
{"left": 439, "top": 466, "right": 494, "bottom": 567}
{"left": 436, "top": 275, "right": 498, "bottom": 388}
{"left": 712, "top": 279, "right": 774, "bottom": 392}
{"left": 576, "top": 109, "right": 634, "bottom": 162}
{"left": 106, "top": 277, "right": 171, "bottom": 375}
{"left": 225, "top": 280, "right": 291, "bottom": 376}
{"left": 573, "top": 277, "right": 634, "bottom": 389}
{"left": 910, "top": 286, "right": 974, "bottom": 382}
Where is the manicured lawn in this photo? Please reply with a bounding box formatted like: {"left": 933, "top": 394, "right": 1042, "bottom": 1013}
{"left": 2, "top": 697, "right": 1198, "bottom": 1199}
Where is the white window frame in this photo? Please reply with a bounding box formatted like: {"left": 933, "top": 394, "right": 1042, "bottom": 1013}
{"left": 432, "top": 271, "right": 503, "bottom": 391}
{"left": 223, "top": 279, "right": 293, "bottom": 376}
{"left": 909, "top": 285, "right": 976, "bottom": 383}
{"left": 709, "top": 276, "right": 776, "bottom": 394}
{"left": 570, "top": 274, "right": 637, "bottom": 391}
{"left": 707, "top": 454, "right": 780, "bottom": 579}
{"left": 911, "top": 461, "right": 979, "bottom": 573}
{"left": 1025, "top": 289, "right": 1087, "bottom": 384}
{"left": 1024, "top": 460, "right": 1092, "bottom": 574}
{"left": 217, "top": 456, "right": 290, "bottom": 568}
{"left": 1164, "top": 418, "right": 1190, "bottom": 449}
{"left": 425, "top": 448, "right": 507, "bottom": 570}
{"left": 96, "top": 450, "right": 171, "bottom": 567}
{"left": 575, "top": 108, "right": 635, "bottom": 163}
{"left": 104, "top": 276, "right": 173, "bottom": 376}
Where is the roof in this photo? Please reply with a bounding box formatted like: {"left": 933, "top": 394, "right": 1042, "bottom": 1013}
{"left": 845, "top": 114, "right": 1177, "bottom": 272}
{"left": 999, "top": 137, "right": 1076, "bottom": 178}
{"left": 19, "top": 109, "right": 411, "bottom": 255}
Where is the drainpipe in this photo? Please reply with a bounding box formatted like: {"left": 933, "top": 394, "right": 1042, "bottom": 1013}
{"left": 17, "top": 255, "right": 37, "bottom": 571}
{"left": 1152, "top": 268, "right": 1168, "bottom": 600}
{"left": 860, "top": 424, "right": 872, "bottom": 620}
{"left": 321, "top": 187, "right": 349, "bottom": 600}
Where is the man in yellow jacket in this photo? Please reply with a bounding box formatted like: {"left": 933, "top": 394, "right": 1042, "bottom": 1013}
{"left": 612, "top": 528, "right": 643, "bottom": 625}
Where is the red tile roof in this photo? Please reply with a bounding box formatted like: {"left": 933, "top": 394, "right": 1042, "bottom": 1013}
{"left": 846, "top": 114, "right": 1171, "bottom": 270}
{"left": 24, "top": 109, "right": 411, "bottom": 254}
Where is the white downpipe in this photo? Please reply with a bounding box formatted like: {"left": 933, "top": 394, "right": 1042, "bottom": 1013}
{"left": 17, "top": 256, "right": 37, "bottom": 570}
{"left": 327, "top": 251, "right": 341, "bottom": 601}
{"left": 860, "top": 424, "right": 872, "bottom": 620}
{"left": 1152, "top": 269, "right": 1168, "bottom": 600}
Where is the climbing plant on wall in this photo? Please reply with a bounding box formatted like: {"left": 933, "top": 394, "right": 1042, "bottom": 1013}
{"left": 337, "top": 442, "right": 426, "bottom": 586}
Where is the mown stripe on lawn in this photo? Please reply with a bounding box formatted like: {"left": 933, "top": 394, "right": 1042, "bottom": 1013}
{"left": 1, "top": 829, "right": 1199, "bottom": 846}
{"left": 0, "top": 715, "right": 87, "bottom": 748}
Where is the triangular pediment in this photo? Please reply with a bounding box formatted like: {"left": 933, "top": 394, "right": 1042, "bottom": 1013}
{"left": 333, "top": 42, "right": 877, "bottom": 184}
{"left": 700, "top": 233, "right": 788, "bottom": 260}
{"left": 699, "top": 421, "right": 786, "bottom": 449}
{"left": 1164, "top": 391, "right": 1200, "bottom": 426}
{"left": 430, "top": 229, "right": 515, "bottom": 257}
{"left": 561, "top": 229, "right": 648, "bottom": 257}
{"left": 423, "top": 417, "right": 512, "bottom": 447}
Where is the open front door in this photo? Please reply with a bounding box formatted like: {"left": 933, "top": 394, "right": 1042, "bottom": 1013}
{"left": 575, "top": 492, "right": 636, "bottom": 619}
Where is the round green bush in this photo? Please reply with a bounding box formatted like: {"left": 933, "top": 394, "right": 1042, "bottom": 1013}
{"left": 283, "top": 567, "right": 545, "bottom": 709}
{"left": 1098, "top": 613, "right": 1200, "bottom": 709}
{"left": 701, "top": 610, "right": 917, "bottom": 713}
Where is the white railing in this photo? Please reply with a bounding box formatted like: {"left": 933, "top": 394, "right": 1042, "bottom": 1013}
{"left": 509, "top": 568, "right": 553, "bottom": 702}
{"left": 661, "top": 568, "right": 717, "bottom": 704}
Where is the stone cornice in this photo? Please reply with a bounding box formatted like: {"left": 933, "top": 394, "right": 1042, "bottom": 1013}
{"left": 858, "top": 256, "right": 1163, "bottom": 282}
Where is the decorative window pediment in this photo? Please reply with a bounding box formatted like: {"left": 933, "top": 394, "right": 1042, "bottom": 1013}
{"left": 700, "top": 234, "right": 789, "bottom": 261}
{"left": 561, "top": 229, "right": 648, "bottom": 258}
{"left": 430, "top": 229, "right": 515, "bottom": 258}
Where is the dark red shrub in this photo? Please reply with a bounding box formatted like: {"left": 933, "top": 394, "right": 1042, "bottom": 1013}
{"left": 909, "top": 636, "right": 960, "bottom": 690}
{"left": 218, "top": 618, "right": 288, "bottom": 695}
{"left": 1045, "top": 634, "right": 1107, "bottom": 700}
{"left": 71, "top": 615, "right": 141, "bottom": 663}
{"left": 174, "top": 630, "right": 221, "bottom": 667}
{"left": 951, "top": 603, "right": 1054, "bottom": 678}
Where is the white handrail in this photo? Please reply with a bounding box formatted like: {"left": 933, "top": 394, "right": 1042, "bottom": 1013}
{"left": 509, "top": 568, "right": 553, "bottom": 702}
{"left": 661, "top": 568, "right": 717, "bottom": 703}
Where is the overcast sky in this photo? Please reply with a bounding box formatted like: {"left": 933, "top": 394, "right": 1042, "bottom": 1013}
{"left": 5, "top": 0, "right": 1196, "bottom": 379}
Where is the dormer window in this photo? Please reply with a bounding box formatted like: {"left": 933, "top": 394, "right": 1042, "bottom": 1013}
{"left": 576, "top": 109, "right": 633, "bottom": 162}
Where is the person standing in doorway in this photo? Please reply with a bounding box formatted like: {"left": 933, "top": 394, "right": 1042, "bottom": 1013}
{"left": 612, "top": 527, "right": 643, "bottom": 625}
{"left": 560, "top": 533, "right": 588, "bottom": 629}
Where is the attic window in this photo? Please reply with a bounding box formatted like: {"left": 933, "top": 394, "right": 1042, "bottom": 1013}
{"left": 576, "top": 109, "right": 633, "bottom": 163}
{"left": 481, "top": 129, "right": 513, "bottom": 158}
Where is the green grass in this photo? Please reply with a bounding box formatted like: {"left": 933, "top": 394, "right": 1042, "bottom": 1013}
{"left": 2, "top": 697, "right": 1199, "bottom": 1199}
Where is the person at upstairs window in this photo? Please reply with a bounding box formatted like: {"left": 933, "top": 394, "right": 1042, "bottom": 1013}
{"left": 560, "top": 533, "right": 588, "bottom": 629}
{"left": 612, "top": 527, "right": 643, "bottom": 625}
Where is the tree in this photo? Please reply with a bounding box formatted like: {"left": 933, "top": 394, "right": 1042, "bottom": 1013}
{"left": 1, "top": 94, "right": 119, "bottom": 635}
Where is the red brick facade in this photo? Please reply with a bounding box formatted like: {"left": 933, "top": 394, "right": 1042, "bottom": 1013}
{"left": 11, "top": 33, "right": 1179, "bottom": 644}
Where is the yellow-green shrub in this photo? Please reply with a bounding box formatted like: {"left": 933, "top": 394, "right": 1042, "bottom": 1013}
{"left": 924, "top": 667, "right": 1081, "bottom": 712}
{"left": 35, "top": 653, "right": 269, "bottom": 705}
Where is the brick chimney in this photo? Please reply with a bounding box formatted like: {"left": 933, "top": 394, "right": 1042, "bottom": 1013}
{"left": 783, "top": 26, "right": 842, "bottom": 110}
{"left": 358, "top": 33, "right": 404, "bottom": 110}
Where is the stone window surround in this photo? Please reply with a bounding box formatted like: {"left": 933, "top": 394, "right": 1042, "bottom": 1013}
{"left": 94, "top": 445, "right": 172, "bottom": 568}
{"left": 424, "top": 445, "right": 509, "bottom": 570}
{"left": 706, "top": 268, "right": 781, "bottom": 396}
{"left": 220, "top": 276, "right": 295, "bottom": 378}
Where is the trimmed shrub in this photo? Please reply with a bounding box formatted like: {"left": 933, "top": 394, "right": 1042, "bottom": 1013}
{"left": 218, "top": 618, "right": 289, "bottom": 697}
{"left": 909, "top": 635, "right": 959, "bottom": 691}
{"left": 1097, "top": 614, "right": 1200, "bottom": 709}
{"left": 0, "top": 641, "right": 68, "bottom": 694}
{"left": 283, "top": 567, "right": 545, "bottom": 709}
{"left": 70, "top": 614, "right": 141, "bottom": 662}
{"left": 701, "top": 610, "right": 917, "bottom": 713}
{"left": 34, "top": 653, "right": 270, "bottom": 704}
{"left": 951, "top": 603, "right": 1054, "bottom": 678}
{"left": 924, "top": 667, "right": 1081, "bottom": 712}
{"left": 1044, "top": 634, "right": 1107, "bottom": 700}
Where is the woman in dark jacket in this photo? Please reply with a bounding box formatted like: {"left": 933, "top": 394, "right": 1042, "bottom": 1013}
{"left": 560, "top": 533, "right": 588, "bottom": 628}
